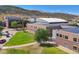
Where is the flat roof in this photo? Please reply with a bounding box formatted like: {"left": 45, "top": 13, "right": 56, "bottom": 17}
{"left": 38, "top": 18, "right": 67, "bottom": 23}
{"left": 63, "top": 27, "right": 79, "bottom": 34}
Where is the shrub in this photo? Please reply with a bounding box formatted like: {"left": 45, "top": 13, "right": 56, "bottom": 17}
{"left": 35, "top": 29, "right": 49, "bottom": 43}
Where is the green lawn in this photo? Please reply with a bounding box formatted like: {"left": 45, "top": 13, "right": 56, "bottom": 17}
{"left": 6, "top": 49, "right": 28, "bottom": 54}
{"left": 42, "top": 47, "right": 67, "bottom": 54}
{"left": 5, "top": 31, "right": 35, "bottom": 46}
{"left": 4, "top": 47, "right": 67, "bottom": 54}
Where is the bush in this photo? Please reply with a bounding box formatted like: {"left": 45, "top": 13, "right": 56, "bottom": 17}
{"left": 40, "top": 43, "right": 55, "bottom": 47}
{"left": 35, "top": 29, "right": 49, "bottom": 43}
{"left": 0, "top": 26, "right": 4, "bottom": 31}
{"left": 11, "top": 21, "right": 18, "bottom": 28}
{"left": 0, "top": 32, "right": 2, "bottom": 36}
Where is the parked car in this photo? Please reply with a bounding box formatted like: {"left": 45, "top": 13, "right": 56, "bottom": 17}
{"left": 6, "top": 34, "right": 10, "bottom": 38}
{"left": 0, "top": 39, "right": 6, "bottom": 44}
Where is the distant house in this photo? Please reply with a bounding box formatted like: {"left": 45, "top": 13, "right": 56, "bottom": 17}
{"left": 56, "top": 27, "right": 79, "bottom": 52}
{"left": 27, "top": 18, "right": 68, "bottom": 38}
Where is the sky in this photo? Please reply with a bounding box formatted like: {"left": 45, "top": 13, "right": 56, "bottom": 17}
{"left": 16, "top": 5, "right": 79, "bottom": 15}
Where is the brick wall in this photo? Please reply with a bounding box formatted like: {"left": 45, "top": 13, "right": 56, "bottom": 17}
{"left": 56, "top": 29, "right": 79, "bottom": 51}
{"left": 26, "top": 23, "right": 47, "bottom": 32}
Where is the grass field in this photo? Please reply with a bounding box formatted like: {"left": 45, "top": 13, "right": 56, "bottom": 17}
{"left": 5, "top": 31, "right": 35, "bottom": 46}
{"left": 3, "top": 47, "right": 67, "bottom": 54}
{"left": 42, "top": 47, "right": 67, "bottom": 54}
{"left": 6, "top": 49, "right": 28, "bottom": 54}
{"left": 2, "top": 44, "right": 68, "bottom": 54}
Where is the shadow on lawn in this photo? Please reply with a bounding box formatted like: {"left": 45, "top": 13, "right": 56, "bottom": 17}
{"left": 40, "top": 43, "right": 57, "bottom": 47}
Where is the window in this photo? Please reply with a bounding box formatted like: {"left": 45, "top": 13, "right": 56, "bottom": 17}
{"left": 73, "top": 38, "right": 77, "bottom": 42}
{"left": 73, "top": 46, "right": 77, "bottom": 50}
{"left": 60, "top": 34, "right": 62, "bottom": 37}
{"left": 56, "top": 33, "right": 59, "bottom": 36}
{"left": 65, "top": 36, "right": 68, "bottom": 39}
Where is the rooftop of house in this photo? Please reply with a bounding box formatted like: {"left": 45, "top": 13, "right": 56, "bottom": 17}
{"left": 38, "top": 18, "right": 67, "bottom": 23}
{"left": 63, "top": 27, "right": 79, "bottom": 34}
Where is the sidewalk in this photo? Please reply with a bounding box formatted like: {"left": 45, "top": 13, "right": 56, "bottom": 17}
{"left": 57, "top": 45, "right": 78, "bottom": 54}
{"left": 2, "top": 42, "right": 38, "bottom": 49}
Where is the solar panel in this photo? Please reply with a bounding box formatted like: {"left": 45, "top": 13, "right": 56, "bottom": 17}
{"left": 63, "top": 27, "right": 79, "bottom": 34}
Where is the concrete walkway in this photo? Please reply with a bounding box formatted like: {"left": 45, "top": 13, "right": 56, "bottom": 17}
{"left": 57, "top": 45, "right": 78, "bottom": 54}
{"left": 2, "top": 42, "right": 38, "bottom": 49}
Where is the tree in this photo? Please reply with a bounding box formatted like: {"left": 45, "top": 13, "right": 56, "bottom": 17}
{"left": 0, "top": 26, "right": 4, "bottom": 36}
{"left": 35, "top": 29, "right": 49, "bottom": 43}
{"left": 0, "top": 26, "right": 3, "bottom": 31}
{"left": 21, "top": 18, "right": 29, "bottom": 32}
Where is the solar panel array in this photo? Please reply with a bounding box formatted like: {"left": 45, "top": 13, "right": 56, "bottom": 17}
{"left": 63, "top": 27, "right": 79, "bottom": 34}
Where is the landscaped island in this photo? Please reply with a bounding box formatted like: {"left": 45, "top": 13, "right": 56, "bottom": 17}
{"left": 5, "top": 31, "right": 35, "bottom": 46}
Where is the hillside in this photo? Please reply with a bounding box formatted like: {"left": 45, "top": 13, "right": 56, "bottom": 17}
{"left": 0, "top": 5, "right": 78, "bottom": 21}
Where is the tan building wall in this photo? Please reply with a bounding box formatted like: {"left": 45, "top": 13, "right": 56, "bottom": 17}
{"left": 56, "top": 30, "right": 79, "bottom": 42}
{"left": 56, "top": 29, "right": 79, "bottom": 51}
{"left": 26, "top": 23, "right": 47, "bottom": 32}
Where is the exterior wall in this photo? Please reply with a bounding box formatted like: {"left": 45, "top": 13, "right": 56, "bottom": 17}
{"left": 52, "top": 30, "right": 57, "bottom": 39}
{"left": 56, "top": 29, "right": 79, "bottom": 51}
{"left": 4, "top": 17, "right": 9, "bottom": 28}
{"left": 26, "top": 23, "right": 47, "bottom": 32}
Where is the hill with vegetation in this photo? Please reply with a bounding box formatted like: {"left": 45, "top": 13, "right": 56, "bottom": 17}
{"left": 0, "top": 5, "right": 78, "bottom": 21}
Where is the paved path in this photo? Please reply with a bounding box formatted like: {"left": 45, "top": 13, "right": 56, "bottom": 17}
{"left": 57, "top": 45, "right": 78, "bottom": 54}
{"left": 2, "top": 42, "right": 38, "bottom": 49}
